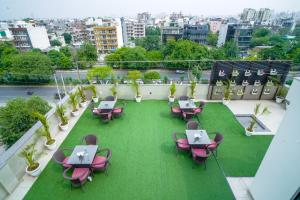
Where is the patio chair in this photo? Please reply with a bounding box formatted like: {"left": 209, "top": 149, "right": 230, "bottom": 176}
{"left": 52, "top": 148, "right": 73, "bottom": 169}
{"left": 112, "top": 107, "right": 124, "bottom": 118}
{"left": 170, "top": 106, "right": 181, "bottom": 117}
{"left": 82, "top": 134, "right": 98, "bottom": 145}
{"left": 207, "top": 133, "right": 224, "bottom": 157}
{"left": 99, "top": 112, "right": 112, "bottom": 123}
{"left": 92, "top": 108, "right": 101, "bottom": 116}
{"left": 186, "top": 120, "right": 199, "bottom": 130}
{"left": 91, "top": 148, "right": 112, "bottom": 175}
{"left": 193, "top": 101, "right": 206, "bottom": 115}
{"left": 191, "top": 147, "right": 211, "bottom": 169}
{"left": 182, "top": 111, "right": 195, "bottom": 121}
{"left": 63, "top": 167, "right": 90, "bottom": 190}
{"left": 104, "top": 96, "right": 115, "bottom": 101}
{"left": 179, "top": 96, "right": 189, "bottom": 100}
{"left": 172, "top": 132, "right": 190, "bottom": 153}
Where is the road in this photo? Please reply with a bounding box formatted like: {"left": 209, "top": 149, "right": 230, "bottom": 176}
{"left": 55, "top": 69, "right": 212, "bottom": 81}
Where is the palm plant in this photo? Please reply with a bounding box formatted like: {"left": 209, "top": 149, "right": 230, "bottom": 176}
{"left": 19, "top": 142, "right": 39, "bottom": 171}
{"left": 190, "top": 81, "right": 196, "bottom": 98}
{"left": 68, "top": 92, "right": 78, "bottom": 112}
{"left": 77, "top": 86, "right": 86, "bottom": 103}
{"left": 169, "top": 83, "right": 176, "bottom": 98}
{"left": 55, "top": 105, "right": 68, "bottom": 125}
{"left": 132, "top": 82, "right": 141, "bottom": 97}
{"left": 110, "top": 85, "right": 117, "bottom": 97}
{"left": 223, "top": 80, "right": 232, "bottom": 100}
{"left": 247, "top": 104, "right": 270, "bottom": 132}
{"left": 32, "top": 111, "right": 55, "bottom": 145}
{"left": 85, "top": 85, "right": 97, "bottom": 98}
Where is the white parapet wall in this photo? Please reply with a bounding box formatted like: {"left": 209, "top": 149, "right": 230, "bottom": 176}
{"left": 249, "top": 77, "right": 300, "bottom": 200}
{"left": 95, "top": 84, "right": 209, "bottom": 100}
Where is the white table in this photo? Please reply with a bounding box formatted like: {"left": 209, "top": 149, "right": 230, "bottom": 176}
{"left": 185, "top": 130, "right": 211, "bottom": 146}
{"left": 67, "top": 145, "right": 98, "bottom": 167}
{"left": 98, "top": 100, "right": 116, "bottom": 110}
{"left": 178, "top": 100, "right": 196, "bottom": 110}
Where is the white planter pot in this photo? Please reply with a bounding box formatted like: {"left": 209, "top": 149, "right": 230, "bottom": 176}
{"left": 92, "top": 97, "right": 99, "bottom": 103}
{"left": 245, "top": 128, "right": 253, "bottom": 136}
{"left": 71, "top": 110, "right": 79, "bottom": 117}
{"left": 169, "top": 96, "right": 175, "bottom": 103}
{"left": 80, "top": 101, "right": 87, "bottom": 107}
{"left": 25, "top": 164, "right": 41, "bottom": 177}
{"left": 44, "top": 140, "right": 57, "bottom": 150}
{"left": 59, "top": 122, "right": 69, "bottom": 131}
{"left": 190, "top": 98, "right": 195, "bottom": 102}
{"left": 222, "top": 98, "right": 230, "bottom": 105}
{"left": 135, "top": 96, "right": 142, "bottom": 103}
{"left": 275, "top": 96, "right": 284, "bottom": 104}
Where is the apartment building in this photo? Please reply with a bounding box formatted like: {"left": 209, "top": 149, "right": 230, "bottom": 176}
{"left": 257, "top": 8, "right": 272, "bottom": 24}
{"left": 217, "top": 23, "right": 253, "bottom": 56}
{"left": 93, "top": 19, "right": 123, "bottom": 54}
{"left": 161, "top": 26, "right": 183, "bottom": 44}
{"left": 183, "top": 24, "right": 209, "bottom": 45}
{"left": 241, "top": 8, "right": 257, "bottom": 22}
{"left": 9, "top": 21, "right": 50, "bottom": 51}
{"left": 121, "top": 19, "right": 145, "bottom": 44}
{"left": 209, "top": 18, "right": 222, "bottom": 33}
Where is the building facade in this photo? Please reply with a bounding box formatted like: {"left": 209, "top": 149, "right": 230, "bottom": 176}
{"left": 257, "top": 8, "right": 272, "bottom": 24}
{"left": 161, "top": 26, "right": 183, "bottom": 44}
{"left": 241, "top": 8, "right": 257, "bottom": 22}
{"left": 209, "top": 18, "right": 222, "bottom": 33}
{"left": 183, "top": 24, "right": 209, "bottom": 45}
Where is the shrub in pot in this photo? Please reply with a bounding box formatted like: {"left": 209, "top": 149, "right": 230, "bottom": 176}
{"left": 245, "top": 104, "right": 270, "bottom": 136}
{"left": 276, "top": 86, "right": 288, "bottom": 104}
{"left": 222, "top": 80, "right": 232, "bottom": 105}
{"left": 85, "top": 85, "right": 98, "bottom": 103}
{"left": 77, "top": 86, "right": 87, "bottom": 107}
{"left": 189, "top": 80, "right": 197, "bottom": 101}
{"left": 132, "top": 82, "right": 142, "bottom": 102}
{"left": 56, "top": 105, "right": 69, "bottom": 131}
{"left": 32, "top": 111, "right": 56, "bottom": 150}
{"left": 169, "top": 83, "right": 176, "bottom": 102}
{"left": 110, "top": 84, "right": 118, "bottom": 100}
{"left": 19, "top": 141, "right": 41, "bottom": 177}
{"left": 68, "top": 92, "right": 79, "bottom": 116}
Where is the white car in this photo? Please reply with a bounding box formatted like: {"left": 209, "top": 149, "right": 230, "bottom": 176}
{"left": 175, "top": 70, "right": 185, "bottom": 74}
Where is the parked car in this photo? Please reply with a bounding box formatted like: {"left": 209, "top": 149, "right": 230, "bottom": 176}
{"left": 175, "top": 70, "right": 185, "bottom": 74}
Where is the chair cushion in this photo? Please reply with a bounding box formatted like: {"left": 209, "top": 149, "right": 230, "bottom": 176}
{"left": 207, "top": 141, "right": 217, "bottom": 150}
{"left": 72, "top": 168, "right": 89, "bottom": 182}
{"left": 193, "top": 108, "right": 201, "bottom": 113}
{"left": 177, "top": 138, "right": 189, "bottom": 144}
{"left": 172, "top": 108, "right": 181, "bottom": 113}
{"left": 113, "top": 108, "right": 122, "bottom": 113}
{"left": 192, "top": 148, "right": 207, "bottom": 157}
{"left": 62, "top": 157, "right": 72, "bottom": 168}
{"left": 93, "top": 109, "right": 101, "bottom": 114}
{"left": 92, "top": 156, "right": 107, "bottom": 168}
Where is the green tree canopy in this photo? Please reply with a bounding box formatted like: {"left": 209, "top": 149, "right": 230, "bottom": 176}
{"left": 144, "top": 70, "right": 160, "bottom": 80}
{"left": 50, "top": 39, "right": 62, "bottom": 47}
{"left": 48, "top": 50, "right": 72, "bottom": 69}
{"left": 87, "top": 66, "right": 114, "bottom": 83}
{"left": 127, "top": 70, "right": 142, "bottom": 80}
{"left": 62, "top": 33, "right": 72, "bottom": 44}
{"left": 77, "top": 42, "right": 98, "bottom": 68}
{"left": 253, "top": 28, "right": 271, "bottom": 37}
{"left": 258, "top": 45, "right": 287, "bottom": 60}
{"left": 223, "top": 40, "right": 239, "bottom": 59}
{"left": 206, "top": 32, "right": 218, "bottom": 46}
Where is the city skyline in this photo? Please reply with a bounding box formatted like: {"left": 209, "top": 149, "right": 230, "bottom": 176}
{"left": 0, "top": 0, "right": 300, "bottom": 20}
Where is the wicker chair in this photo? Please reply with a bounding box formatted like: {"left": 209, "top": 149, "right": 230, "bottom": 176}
{"left": 186, "top": 120, "right": 199, "bottom": 130}
{"left": 52, "top": 148, "right": 73, "bottom": 169}
{"left": 179, "top": 96, "right": 189, "bottom": 100}
{"left": 82, "top": 134, "right": 98, "bottom": 145}
{"left": 104, "top": 96, "right": 115, "bottom": 101}
{"left": 172, "top": 132, "right": 190, "bottom": 153}
{"left": 63, "top": 167, "right": 90, "bottom": 190}
{"left": 91, "top": 148, "right": 112, "bottom": 175}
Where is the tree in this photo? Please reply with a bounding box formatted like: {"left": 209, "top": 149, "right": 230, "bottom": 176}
{"left": 62, "top": 33, "right": 72, "bottom": 44}
{"left": 118, "top": 47, "right": 147, "bottom": 69}
{"left": 7, "top": 52, "right": 54, "bottom": 83}
{"left": 223, "top": 40, "right": 239, "bottom": 59}
{"left": 50, "top": 39, "right": 62, "bottom": 47}
{"left": 209, "top": 48, "right": 226, "bottom": 60}
{"left": 127, "top": 70, "right": 142, "bottom": 80}
{"left": 87, "top": 66, "right": 114, "bottom": 83}
{"left": 48, "top": 50, "right": 72, "bottom": 69}
{"left": 105, "top": 53, "right": 121, "bottom": 67}
{"left": 206, "top": 32, "right": 218, "bottom": 46}
{"left": 258, "top": 45, "right": 287, "bottom": 60}
{"left": 0, "top": 96, "right": 50, "bottom": 147}
{"left": 135, "top": 35, "right": 161, "bottom": 51}
{"left": 144, "top": 71, "right": 160, "bottom": 80}
{"left": 60, "top": 46, "right": 72, "bottom": 57}
{"left": 145, "top": 27, "right": 161, "bottom": 36}
{"left": 253, "top": 28, "right": 271, "bottom": 37}
{"left": 146, "top": 50, "right": 163, "bottom": 67}
{"left": 77, "top": 42, "right": 98, "bottom": 68}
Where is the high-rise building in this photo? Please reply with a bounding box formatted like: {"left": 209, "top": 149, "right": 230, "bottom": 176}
{"left": 241, "top": 8, "right": 257, "bottom": 22}
{"left": 183, "top": 24, "right": 209, "bottom": 45}
{"left": 122, "top": 19, "right": 145, "bottom": 44}
{"left": 217, "top": 23, "right": 253, "bottom": 56}
{"left": 93, "top": 18, "right": 123, "bottom": 54}
{"left": 9, "top": 21, "right": 50, "bottom": 51}
{"left": 137, "top": 12, "right": 151, "bottom": 23}
{"left": 161, "top": 26, "right": 183, "bottom": 44}
{"left": 257, "top": 8, "right": 272, "bottom": 24}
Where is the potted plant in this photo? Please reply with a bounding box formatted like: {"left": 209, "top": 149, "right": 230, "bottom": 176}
{"left": 32, "top": 111, "right": 56, "bottom": 150}
{"left": 275, "top": 86, "right": 288, "bottom": 104}
{"left": 85, "top": 85, "right": 98, "bottom": 103}
{"left": 245, "top": 104, "right": 270, "bottom": 136}
{"left": 110, "top": 84, "right": 118, "bottom": 100}
{"left": 189, "top": 80, "right": 197, "bottom": 101}
{"left": 77, "top": 86, "right": 87, "bottom": 107}
{"left": 132, "top": 82, "right": 142, "bottom": 102}
{"left": 56, "top": 105, "right": 69, "bottom": 131}
{"left": 68, "top": 92, "right": 79, "bottom": 116}
{"left": 222, "top": 80, "right": 232, "bottom": 105}
{"left": 169, "top": 83, "right": 176, "bottom": 102}
{"left": 19, "top": 142, "right": 41, "bottom": 177}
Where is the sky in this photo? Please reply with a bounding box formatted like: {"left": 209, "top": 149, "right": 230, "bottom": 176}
{"left": 0, "top": 0, "right": 299, "bottom": 19}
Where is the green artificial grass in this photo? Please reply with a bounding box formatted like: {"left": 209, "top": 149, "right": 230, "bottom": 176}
{"left": 24, "top": 101, "right": 272, "bottom": 200}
